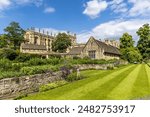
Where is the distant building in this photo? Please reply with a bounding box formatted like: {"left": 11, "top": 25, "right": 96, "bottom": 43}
{"left": 68, "top": 36, "right": 120, "bottom": 60}
{"left": 20, "top": 29, "right": 120, "bottom": 60}
{"left": 20, "top": 28, "right": 76, "bottom": 55}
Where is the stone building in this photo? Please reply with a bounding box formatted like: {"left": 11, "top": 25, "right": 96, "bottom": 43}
{"left": 82, "top": 36, "right": 120, "bottom": 59}
{"left": 20, "top": 28, "right": 76, "bottom": 55}
{"left": 68, "top": 36, "right": 120, "bottom": 60}
{"left": 67, "top": 43, "right": 85, "bottom": 57}
{"left": 20, "top": 29, "right": 120, "bottom": 60}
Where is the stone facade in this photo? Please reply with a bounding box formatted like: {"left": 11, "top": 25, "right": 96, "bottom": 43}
{"left": 20, "top": 29, "right": 120, "bottom": 60}
{"left": 68, "top": 36, "right": 120, "bottom": 59}
{"left": 81, "top": 37, "right": 120, "bottom": 60}
{"left": 20, "top": 29, "right": 77, "bottom": 55}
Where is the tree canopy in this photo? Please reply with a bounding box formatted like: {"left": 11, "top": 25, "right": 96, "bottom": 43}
{"left": 120, "top": 33, "right": 134, "bottom": 49}
{"left": 0, "top": 34, "right": 8, "bottom": 48}
{"left": 137, "top": 24, "right": 150, "bottom": 60}
{"left": 120, "top": 33, "right": 142, "bottom": 63}
{"left": 52, "top": 33, "right": 71, "bottom": 53}
{"left": 4, "top": 21, "right": 25, "bottom": 50}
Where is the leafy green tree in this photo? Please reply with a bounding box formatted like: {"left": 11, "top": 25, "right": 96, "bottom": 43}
{"left": 137, "top": 24, "right": 150, "bottom": 59}
{"left": 52, "top": 33, "right": 71, "bottom": 53}
{"left": 0, "top": 34, "right": 8, "bottom": 48}
{"left": 120, "top": 33, "right": 142, "bottom": 62}
{"left": 127, "top": 48, "right": 142, "bottom": 63}
{"left": 120, "top": 33, "right": 134, "bottom": 49}
{"left": 4, "top": 21, "right": 25, "bottom": 50}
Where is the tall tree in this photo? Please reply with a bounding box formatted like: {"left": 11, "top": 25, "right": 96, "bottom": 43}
{"left": 120, "top": 33, "right": 142, "bottom": 62}
{"left": 0, "top": 34, "right": 8, "bottom": 48}
{"left": 137, "top": 24, "right": 150, "bottom": 59}
{"left": 4, "top": 21, "right": 25, "bottom": 50}
{"left": 52, "top": 33, "right": 71, "bottom": 53}
{"left": 120, "top": 33, "right": 134, "bottom": 49}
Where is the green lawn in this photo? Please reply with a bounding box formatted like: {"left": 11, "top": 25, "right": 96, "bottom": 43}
{"left": 23, "top": 64, "right": 150, "bottom": 100}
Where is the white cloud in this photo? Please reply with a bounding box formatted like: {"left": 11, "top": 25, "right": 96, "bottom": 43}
{"left": 83, "top": 0, "right": 108, "bottom": 19}
{"left": 109, "top": 0, "right": 128, "bottom": 14}
{"left": 77, "top": 19, "right": 150, "bottom": 43}
{"left": 128, "top": 0, "right": 150, "bottom": 17}
{"left": 83, "top": 0, "right": 150, "bottom": 18}
{"left": 0, "top": 0, "right": 11, "bottom": 10}
{"left": 14, "top": 0, "right": 43, "bottom": 7}
{"left": 44, "top": 7, "right": 55, "bottom": 13}
{"left": 0, "top": 0, "right": 46, "bottom": 16}
{"left": 77, "top": 31, "right": 93, "bottom": 43}
{"left": 0, "top": 0, "right": 11, "bottom": 17}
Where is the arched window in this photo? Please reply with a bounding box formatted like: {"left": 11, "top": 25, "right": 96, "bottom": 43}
{"left": 34, "top": 37, "right": 38, "bottom": 45}
{"left": 45, "top": 39, "right": 47, "bottom": 45}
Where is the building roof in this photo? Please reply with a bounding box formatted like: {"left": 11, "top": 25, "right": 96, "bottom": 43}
{"left": 95, "top": 39, "right": 120, "bottom": 55}
{"left": 68, "top": 47, "right": 84, "bottom": 55}
{"left": 21, "top": 44, "right": 47, "bottom": 50}
{"left": 26, "top": 30, "right": 55, "bottom": 38}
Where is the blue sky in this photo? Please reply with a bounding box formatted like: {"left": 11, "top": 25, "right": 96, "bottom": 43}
{"left": 0, "top": 0, "right": 150, "bottom": 43}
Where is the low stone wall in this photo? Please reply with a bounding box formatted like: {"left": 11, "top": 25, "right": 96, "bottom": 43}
{"left": 78, "top": 64, "right": 114, "bottom": 70}
{"left": 0, "top": 71, "right": 63, "bottom": 99}
{"left": 0, "top": 63, "right": 116, "bottom": 99}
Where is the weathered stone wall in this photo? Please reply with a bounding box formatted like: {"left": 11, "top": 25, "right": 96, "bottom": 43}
{"left": 77, "top": 64, "right": 114, "bottom": 70}
{"left": 0, "top": 63, "right": 118, "bottom": 99}
{"left": 0, "top": 71, "right": 63, "bottom": 99}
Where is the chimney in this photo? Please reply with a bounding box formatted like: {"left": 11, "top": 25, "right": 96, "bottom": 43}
{"left": 104, "top": 39, "right": 110, "bottom": 45}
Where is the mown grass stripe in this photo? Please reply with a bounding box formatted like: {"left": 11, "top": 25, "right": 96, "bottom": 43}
{"left": 145, "top": 64, "right": 150, "bottom": 91}
{"left": 24, "top": 65, "right": 133, "bottom": 100}
{"left": 131, "top": 64, "right": 149, "bottom": 99}
{"left": 79, "top": 65, "right": 137, "bottom": 100}
{"left": 53, "top": 65, "right": 135, "bottom": 100}
{"left": 107, "top": 64, "right": 141, "bottom": 100}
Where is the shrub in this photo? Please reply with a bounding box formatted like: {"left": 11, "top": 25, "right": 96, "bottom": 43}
{"left": 69, "top": 58, "right": 115, "bottom": 65}
{"left": 60, "top": 65, "right": 72, "bottom": 78}
{"left": 0, "top": 49, "right": 19, "bottom": 60}
{"left": 107, "top": 66, "right": 114, "bottom": 70}
{"left": 39, "top": 83, "right": 58, "bottom": 92}
{"left": 49, "top": 54, "right": 61, "bottom": 59}
{"left": 66, "top": 72, "right": 85, "bottom": 82}
{"left": 46, "top": 58, "right": 62, "bottom": 65}
{"left": 27, "top": 58, "right": 62, "bottom": 66}
{"left": 15, "top": 53, "right": 31, "bottom": 62}
{"left": 11, "top": 63, "right": 28, "bottom": 71}
{"left": 27, "top": 58, "right": 46, "bottom": 66}
{"left": 51, "top": 65, "right": 60, "bottom": 72}
{"left": 66, "top": 73, "right": 76, "bottom": 82}
{"left": 0, "top": 71, "right": 22, "bottom": 79}
{"left": 39, "top": 80, "right": 68, "bottom": 92}
{"left": 20, "top": 65, "right": 60, "bottom": 75}
{"left": 56, "top": 80, "right": 68, "bottom": 86}
{"left": 0, "top": 59, "right": 12, "bottom": 71}
{"left": 73, "top": 56, "right": 81, "bottom": 59}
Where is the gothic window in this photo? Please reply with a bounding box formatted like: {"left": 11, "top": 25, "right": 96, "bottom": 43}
{"left": 34, "top": 37, "right": 38, "bottom": 45}
{"left": 48, "top": 40, "right": 50, "bottom": 46}
{"left": 26, "top": 34, "right": 29, "bottom": 40}
{"left": 88, "top": 50, "right": 96, "bottom": 59}
{"left": 45, "top": 39, "right": 47, "bottom": 45}
{"left": 26, "top": 34, "right": 29, "bottom": 42}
